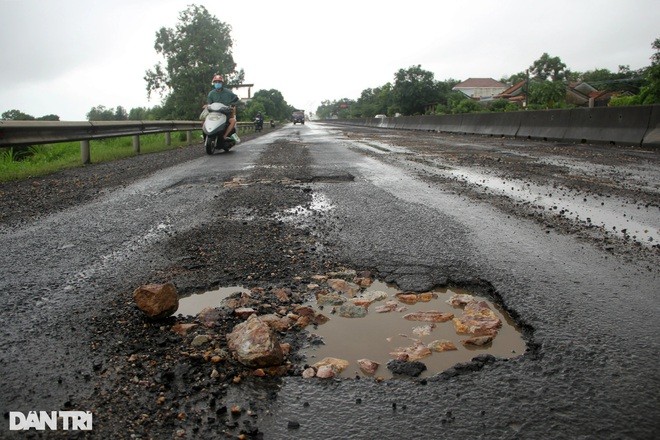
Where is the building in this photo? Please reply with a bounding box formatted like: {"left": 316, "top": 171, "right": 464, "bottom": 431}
{"left": 494, "top": 80, "right": 617, "bottom": 108}
{"left": 565, "top": 82, "right": 620, "bottom": 107}
{"left": 452, "top": 78, "right": 508, "bottom": 99}
{"left": 493, "top": 80, "right": 527, "bottom": 105}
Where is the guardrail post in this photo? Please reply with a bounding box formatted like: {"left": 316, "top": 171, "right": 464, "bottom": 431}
{"left": 80, "top": 140, "right": 91, "bottom": 164}
{"left": 132, "top": 135, "right": 140, "bottom": 154}
{"left": 186, "top": 131, "right": 192, "bottom": 145}
{"left": 165, "top": 132, "right": 171, "bottom": 146}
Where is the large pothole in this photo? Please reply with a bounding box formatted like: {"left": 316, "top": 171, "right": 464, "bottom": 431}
{"left": 173, "top": 269, "right": 527, "bottom": 381}
{"left": 301, "top": 277, "right": 526, "bottom": 379}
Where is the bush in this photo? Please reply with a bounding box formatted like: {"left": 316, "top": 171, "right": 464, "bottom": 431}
{"left": 488, "top": 99, "right": 519, "bottom": 112}
{"left": 452, "top": 99, "right": 484, "bottom": 114}
{"left": 608, "top": 95, "right": 642, "bottom": 106}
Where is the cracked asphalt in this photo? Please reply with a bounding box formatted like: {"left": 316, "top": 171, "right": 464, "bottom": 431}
{"left": 0, "top": 122, "right": 658, "bottom": 439}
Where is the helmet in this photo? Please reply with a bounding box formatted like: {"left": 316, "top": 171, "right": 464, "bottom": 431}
{"left": 212, "top": 74, "right": 223, "bottom": 83}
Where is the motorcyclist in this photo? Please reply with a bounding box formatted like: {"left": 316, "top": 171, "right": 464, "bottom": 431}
{"left": 254, "top": 112, "right": 264, "bottom": 130}
{"left": 206, "top": 74, "right": 239, "bottom": 140}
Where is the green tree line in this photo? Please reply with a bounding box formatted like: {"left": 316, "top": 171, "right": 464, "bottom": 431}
{"left": 317, "top": 38, "right": 660, "bottom": 118}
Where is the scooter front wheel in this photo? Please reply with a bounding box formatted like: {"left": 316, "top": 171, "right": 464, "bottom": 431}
{"left": 205, "top": 136, "right": 215, "bottom": 155}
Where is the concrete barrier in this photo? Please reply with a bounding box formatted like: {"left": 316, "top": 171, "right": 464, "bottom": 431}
{"left": 642, "top": 104, "right": 660, "bottom": 148}
{"left": 518, "top": 109, "right": 571, "bottom": 141}
{"left": 454, "top": 112, "right": 520, "bottom": 137}
{"left": 516, "top": 110, "right": 571, "bottom": 141}
{"left": 325, "top": 105, "right": 657, "bottom": 148}
{"left": 563, "top": 106, "right": 652, "bottom": 146}
{"left": 414, "top": 115, "right": 439, "bottom": 131}
{"left": 363, "top": 117, "right": 377, "bottom": 128}
{"left": 458, "top": 113, "right": 483, "bottom": 134}
{"left": 480, "top": 111, "right": 522, "bottom": 137}
{"left": 434, "top": 114, "right": 464, "bottom": 133}
{"left": 408, "top": 115, "right": 428, "bottom": 131}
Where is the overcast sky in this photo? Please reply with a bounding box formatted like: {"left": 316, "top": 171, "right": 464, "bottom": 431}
{"left": 1, "top": 0, "right": 658, "bottom": 120}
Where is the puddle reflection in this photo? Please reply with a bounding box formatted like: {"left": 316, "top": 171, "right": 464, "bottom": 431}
{"left": 176, "top": 286, "right": 249, "bottom": 317}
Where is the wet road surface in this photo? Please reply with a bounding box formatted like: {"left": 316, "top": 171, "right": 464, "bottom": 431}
{"left": 1, "top": 122, "right": 658, "bottom": 439}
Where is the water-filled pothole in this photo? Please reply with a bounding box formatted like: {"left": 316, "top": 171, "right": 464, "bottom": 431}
{"left": 176, "top": 286, "right": 250, "bottom": 317}
{"left": 302, "top": 280, "right": 526, "bottom": 379}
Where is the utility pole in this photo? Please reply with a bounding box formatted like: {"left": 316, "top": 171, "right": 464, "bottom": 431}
{"left": 524, "top": 69, "right": 530, "bottom": 109}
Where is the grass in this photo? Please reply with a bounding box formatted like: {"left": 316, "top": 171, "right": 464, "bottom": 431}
{"left": 0, "top": 132, "right": 197, "bottom": 183}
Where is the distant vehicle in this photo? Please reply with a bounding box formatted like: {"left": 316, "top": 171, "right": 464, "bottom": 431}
{"left": 292, "top": 110, "right": 305, "bottom": 125}
{"left": 374, "top": 114, "right": 386, "bottom": 119}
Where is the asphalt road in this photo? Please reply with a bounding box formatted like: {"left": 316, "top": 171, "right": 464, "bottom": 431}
{"left": 0, "top": 122, "right": 658, "bottom": 439}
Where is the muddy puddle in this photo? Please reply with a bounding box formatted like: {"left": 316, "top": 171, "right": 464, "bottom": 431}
{"left": 175, "top": 278, "right": 526, "bottom": 380}
{"left": 302, "top": 280, "right": 526, "bottom": 379}
{"left": 176, "top": 286, "right": 250, "bottom": 317}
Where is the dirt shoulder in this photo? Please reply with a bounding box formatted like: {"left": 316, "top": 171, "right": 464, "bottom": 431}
{"left": 0, "top": 129, "right": 272, "bottom": 228}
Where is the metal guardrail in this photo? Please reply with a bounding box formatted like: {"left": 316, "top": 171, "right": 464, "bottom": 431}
{"left": 0, "top": 120, "right": 201, "bottom": 147}
{"left": 0, "top": 119, "right": 258, "bottom": 164}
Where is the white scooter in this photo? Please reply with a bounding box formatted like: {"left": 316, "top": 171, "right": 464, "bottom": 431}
{"left": 202, "top": 102, "right": 238, "bottom": 155}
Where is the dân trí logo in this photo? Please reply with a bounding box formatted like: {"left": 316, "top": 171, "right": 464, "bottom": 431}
{"left": 9, "top": 411, "right": 92, "bottom": 431}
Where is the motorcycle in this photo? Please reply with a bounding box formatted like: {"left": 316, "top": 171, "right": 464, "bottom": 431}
{"left": 254, "top": 117, "right": 264, "bottom": 132}
{"left": 202, "top": 102, "right": 238, "bottom": 155}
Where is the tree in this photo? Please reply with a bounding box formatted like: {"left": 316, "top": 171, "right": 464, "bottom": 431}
{"left": 114, "top": 106, "right": 128, "bottom": 121}
{"left": 242, "top": 100, "right": 267, "bottom": 121}
{"left": 651, "top": 37, "right": 660, "bottom": 65}
{"left": 638, "top": 37, "right": 660, "bottom": 104}
{"left": 529, "top": 53, "right": 568, "bottom": 81}
{"left": 242, "top": 89, "right": 294, "bottom": 121}
{"left": 609, "top": 37, "right": 660, "bottom": 105}
{"left": 501, "top": 72, "right": 528, "bottom": 85}
{"left": 128, "top": 107, "right": 148, "bottom": 120}
{"left": 527, "top": 80, "right": 566, "bottom": 109}
{"left": 577, "top": 66, "right": 644, "bottom": 93}
{"left": 392, "top": 65, "right": 441, "bottom": 115}
{"left": 315, "top": 99, "right": 355, "bottom": 119}
{"left": 315, "top": 100, "right": 336, "bottom": 119}
{"left": 1, "top": 110, "right": 61, "bottom": 120}
{"left": 87, "top": 105, "right": 116, "bottom": 121}
{"left": 144, "top": 5, "right": 242, "bottom": 120}
{"left": 351, "top": 84, "right": 393, "bottom": 117}
{"left": 36, "top": 114, "right": 60, "bottom": 121}
{"left": 451, "top": 97, "right": 483, "bottom": 114}
{"left": 1, "top": 109, "right": 35, "bottom": 120}
{"left": 488, "top": 99, "right": 519, "bottom": 112}
{"left": 434, "top": 79, "right": 461, "bottom": 109}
